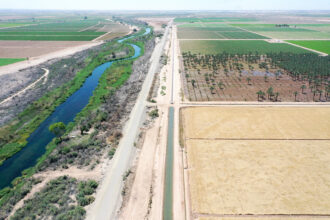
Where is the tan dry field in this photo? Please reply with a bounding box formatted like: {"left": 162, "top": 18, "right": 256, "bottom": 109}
{"left": 200, "top": 218, "right": 330, "bottom": 220}
{"left": 182, "top": 107, "right": 330, "bottom": 140}
{"left": 138, "top": 17, "right": 172, "bottom": 31}
{"left": 0, "top": 40, "right": 93, "bottom": 58}
{"left": 181, "top": 107, "right": 330, "bottom": 217}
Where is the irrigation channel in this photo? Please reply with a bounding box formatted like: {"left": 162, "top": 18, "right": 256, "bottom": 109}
{"left": 0, "top": 28, "right": 151, "bottom": 189}
{"left": 163, "top": 107, "right": 174, "bottom": 220}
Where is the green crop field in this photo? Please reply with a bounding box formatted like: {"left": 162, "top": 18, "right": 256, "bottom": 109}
{"left": 231, "top": 24, "right": 330, "bottom": 39}
{"left": 180, "top": 40, "right": 311, "bottom": 54}
{"left": 0, "top": 20, "right": 106, "bottom": 41}
{"left": 0, "top": 58, "right": 25, "bottom": 66}
{"left": 287, "top": 40, "right": 330, "bottom": 54}
{"left": 174, "top": 17, "right": 257, "bottom": 23}
{"left": 0, "top": 23, "right": 33, "bottom": 28}
{"left": 178, "top": 25, "right": 268, "bottom": 39}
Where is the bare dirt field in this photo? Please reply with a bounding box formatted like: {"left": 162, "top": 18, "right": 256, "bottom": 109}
{"left": 181, "top": 106, "right": 330, "bottom": 218}
{"left": 138, "top": 17, "right": 172, "bottom": 32}
{"left": 0, "top": 40, "right": 93, "bottom": 58}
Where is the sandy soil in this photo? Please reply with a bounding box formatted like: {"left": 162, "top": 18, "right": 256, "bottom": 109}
{"left": 200, "top": 217, "right": 330, "bottom": 220}
{"left": 182, "top": 106, "right": 330, "bottom": 139}
{"left": 0, "top": 40, "right": 94, "bottom": 58}
{"left": 0, "top": 41, "right": 102, "bottom": 76}
{"left": 187, "top": 139, "right": 330, "bottom": 215}
{"left": 181, "top": 106, "right": 330, "bottom": 217}
{"left": 119, "top": 25, "right": 172, "bottom": 220}
{"left": 138, "top": 17, "right": 172, "bottom": 32}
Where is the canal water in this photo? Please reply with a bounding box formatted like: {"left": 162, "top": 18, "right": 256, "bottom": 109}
{"left": 0, "top": 28, "right": 150, "bottom": 189}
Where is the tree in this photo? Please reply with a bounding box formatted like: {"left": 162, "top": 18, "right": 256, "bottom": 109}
{"left": 210, "top": 86, "right": 215, "bottom": 94}
{"left": 49, "top": 122, "right": 66, "bottom": 141}
{"left": 218, "top": 81, "right": 224, "bottom": 90}
{"left": 246, "top": 77, "right": 251, "bottom": 85}
{"left": 267, "top": 87, "right": 274, "bottom": 100}
{"left": 264, "top": 75, "right": 268, "bottom": 82}
{"left": 301, "top": 84, "right": 307, "bottom": 94}
{"left": 256, "top": 90, "right": 264, "bottom": 102}
{"left": 294, "top": 91, "right": 298, "bottom": 102}
{"left": 191, "top": 79, "right": 196, "bottom": 88}
{"left": 275, "top": 70, "right": 281, "bottom": 80}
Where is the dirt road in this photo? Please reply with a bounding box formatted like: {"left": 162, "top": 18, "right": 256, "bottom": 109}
{"left": 0, "top": 68, "right": 49, "bottom": 105}
{"left": 86, "top": 23, "right": 171, "bottom": 220}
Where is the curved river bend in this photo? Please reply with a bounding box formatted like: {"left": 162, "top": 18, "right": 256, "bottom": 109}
{"left": 0, "top": 28, "right": 151, "bottom": 189}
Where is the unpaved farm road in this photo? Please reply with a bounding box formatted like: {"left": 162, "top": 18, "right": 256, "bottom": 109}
{"left": 86, "top": 23, "right": 171, "bottom": 220}
{"left": 0, "top": 68, "right": 49, "bottom": 106}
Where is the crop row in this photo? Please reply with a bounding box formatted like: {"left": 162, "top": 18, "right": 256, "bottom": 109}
{"left": 180, "top": 40, "right": 310, "bottom": 54}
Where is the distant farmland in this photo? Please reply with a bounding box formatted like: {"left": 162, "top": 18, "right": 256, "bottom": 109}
{"left": 174, "top": 17, "right": 257, "bottom": 23}
{"left": 177, "top": 24, "right": 268, "bottom": 39}
{"left": 288, "top": 40, "right": 330, "bottom": 54}
{"left": 232, "top": 24, "right": 330, "bottom": 39}
{"left": 0, "top": 58, "right": 25, "bottom": 66}
{"left": 180, "top": 40, "right": 309, "bottom": 54}
{"left": 0, "top": 20, "right": 106, "bottom": 41}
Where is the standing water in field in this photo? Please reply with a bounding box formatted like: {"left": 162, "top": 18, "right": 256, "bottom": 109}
{"left": 0, "top": 28, "right": 151, "bottom": 189}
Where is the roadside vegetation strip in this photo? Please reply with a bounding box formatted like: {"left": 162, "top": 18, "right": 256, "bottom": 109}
{"left": 0, "top": 27, "right": 152, "bottom": 217}
{"left": 163, "top": 107, "right": 174, "bottom": 220}
{"left": 180, "top": 40, "right": 310, "bottom": 54}
{"left": 0, "top": 58, "right": 25, "bottom": 67}
{"left": 287, "top": 40, "right": 330, "bottom": 55}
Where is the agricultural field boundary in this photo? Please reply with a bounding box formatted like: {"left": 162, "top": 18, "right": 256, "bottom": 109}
{"left": 285, "top": 41, "right": 328, "bottom": 56}
{"left": 231, "top": 24, "right": 329, "bottom": 55}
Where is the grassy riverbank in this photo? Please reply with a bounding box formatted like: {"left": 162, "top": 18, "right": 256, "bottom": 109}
{"left": 0, "top": 42, "right": 134, "bottom": 166}
{"left": 0, "top": 26, "right": 153, "bottom": 219}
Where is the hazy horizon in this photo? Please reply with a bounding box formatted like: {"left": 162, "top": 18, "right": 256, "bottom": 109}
{"left": 1, "top": 0, "right": 330, "bottom": 11}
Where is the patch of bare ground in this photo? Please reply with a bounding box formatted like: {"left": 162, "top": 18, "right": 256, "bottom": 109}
{"left": 138, "top": 17, "right": 172, "bottom": 32}
{"left": 0, "top": 41, "right": 93, "bottom": 59}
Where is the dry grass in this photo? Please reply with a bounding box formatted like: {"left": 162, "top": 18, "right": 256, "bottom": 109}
{"left": 187, "top": 139, "right": 330, "bottom": 215}
{"left": 182, "top": 107, "right": 330, "bottom": 139}
{"left": 182, "top": 106, "right": 330, "bottom": 216}
{"left": 200, "top": 217, "right": 330, "bottom": 220}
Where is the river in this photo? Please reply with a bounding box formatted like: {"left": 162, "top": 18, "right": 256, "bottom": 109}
{"left": 0, "top": 28, "right": 151, "bottom": 189}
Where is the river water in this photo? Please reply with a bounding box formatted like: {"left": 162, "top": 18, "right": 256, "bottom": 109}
{"left": 0, "top": 28, "right": 150, "bottom": 189}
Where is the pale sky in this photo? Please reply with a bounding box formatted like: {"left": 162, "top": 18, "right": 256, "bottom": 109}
{"left": 1, "top": 0, "right": 330, "bottom": 11}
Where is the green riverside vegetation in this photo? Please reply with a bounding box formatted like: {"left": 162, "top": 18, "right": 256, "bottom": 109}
{"left": 0, "top": 27, "right": 152, "bottom": 218}
{"left": 0, "top": 40, "right": 134, "bottom": 166}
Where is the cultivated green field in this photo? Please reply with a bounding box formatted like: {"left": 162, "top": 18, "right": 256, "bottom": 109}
{"left": 232, "top": 24, "right": 330, "bottom": 39}
{"left": 174, "top": 17, "right": 257, "bottom": 23}
{"left": 0, "top": 58, "right": 25, "bottom": 66}
{"left": 0, "top": 20, "right": 105, "bottom": 41}
{"left": 0, "top": 23, "right": 33, "bottom": 28}
{"left": 178, "top": 25, "right": 268, "bottom": 39}
{"left": 287, "top": 40, "right": 330, "bottom": 54}
{"left": 180, "top": 40, "right": 310, "bottom": 54}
